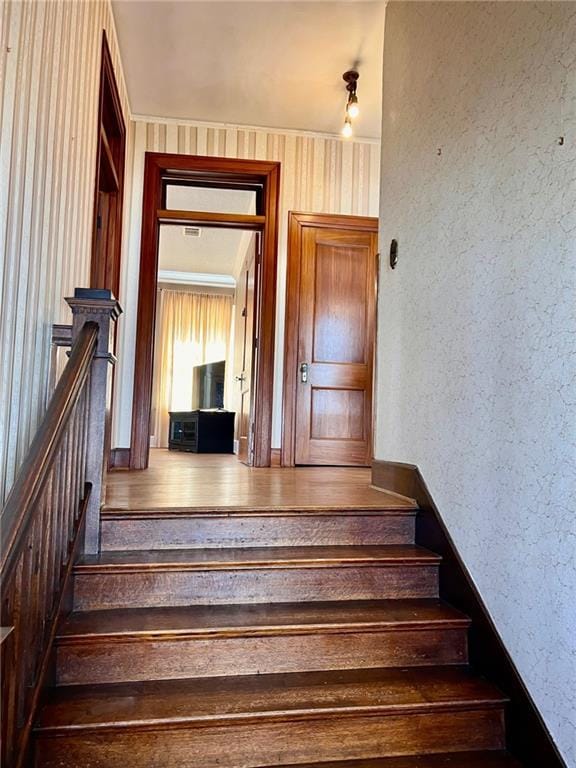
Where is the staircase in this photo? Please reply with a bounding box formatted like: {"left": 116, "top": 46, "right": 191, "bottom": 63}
{"left": 33, "top": 503, "right": 522, "bottom": 767}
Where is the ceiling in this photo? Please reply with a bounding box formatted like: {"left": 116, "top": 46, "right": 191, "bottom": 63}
{"left": 111, "top": 1, "right": 386, "bottom": 138}
{"left": 158, "top": 184, "right": 256, "bottom": 278}
{"left": 158, "top": 225, "right": 252, "bottom": 277}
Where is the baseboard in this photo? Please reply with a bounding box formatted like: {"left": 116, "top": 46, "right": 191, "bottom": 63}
{"left": 270, "top": 448, "right": 281, "bottom": 467}
{"left": 372, "top": 459, "right": 566, "bottom": 768}
{"left": 109, "top": 447, "right": 131, "bottom": 470}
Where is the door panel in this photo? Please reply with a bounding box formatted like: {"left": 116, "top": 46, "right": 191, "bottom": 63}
{"left": 313, "top": 244, "right": 368, "bottom": 364}
{"left": 235, "top": 238, "right": 259, "bottom": 465}
{"left": 294, "top": 225, "right": 377, "bottom": 466}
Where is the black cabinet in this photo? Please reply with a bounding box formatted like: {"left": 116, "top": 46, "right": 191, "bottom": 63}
{"left": 168, "top": 410, "right": 235, "bottom": 453}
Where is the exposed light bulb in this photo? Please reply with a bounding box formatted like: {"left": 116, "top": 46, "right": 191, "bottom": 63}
{"left": 348, "top": 100, "right": 360, "bottom": 119}
{"left": 342, "top": 118, "right": 353, "bottom": 138}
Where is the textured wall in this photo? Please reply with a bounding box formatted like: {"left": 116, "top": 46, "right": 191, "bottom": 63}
{"left": 113, "top": 118, "right": 380, "bottom": 448}
{"left": 377, "top": 3, "right": 575, "bottom": 764}
{"left": 0, "top": 0, "right": 129, "bottom": 502}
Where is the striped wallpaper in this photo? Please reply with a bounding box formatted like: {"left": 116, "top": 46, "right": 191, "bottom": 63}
{"left": 0, "top": 0, "right": 129, "bottom": 501}
{"left": 113, "top": 118, "right": 380, "bottom": 449}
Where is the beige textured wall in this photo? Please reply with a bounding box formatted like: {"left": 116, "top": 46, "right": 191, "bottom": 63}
{"left": 377, "top": 3, "right": 575, "bottom": 764}
{"left": 113, "top": 118, "right": 380, "bottom": 449}
{"left": 0, "top": 0, "right": 129, "bottom": 501}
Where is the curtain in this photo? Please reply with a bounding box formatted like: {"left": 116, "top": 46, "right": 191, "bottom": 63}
{"left": 150, "top": 289, "right": 233, "bottom": 447}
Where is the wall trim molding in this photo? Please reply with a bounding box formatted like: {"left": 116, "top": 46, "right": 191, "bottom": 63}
{"left": 131, "top": 113, "right": 381, "bottom": 145}
{"left": 372, "top": 459, "right": 567, "bottom": 768}
{"left": 157, "top": 270, "right": 236, "bottom": 288}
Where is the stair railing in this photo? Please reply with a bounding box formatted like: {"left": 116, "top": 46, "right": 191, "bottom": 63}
{"left": 0, "top": 289, "right": 121, "bottom": 768}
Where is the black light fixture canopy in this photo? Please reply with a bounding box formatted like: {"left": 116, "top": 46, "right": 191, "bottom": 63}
{"left": 342, "top": 70, "right": 359, "bottom": 93}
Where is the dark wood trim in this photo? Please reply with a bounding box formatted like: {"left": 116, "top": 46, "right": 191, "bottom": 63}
{"left": 90, "top": 31, "right": 126, "bottom": 298}
{"left": 157, "top": 210, "right": 266, "bottom": 228}
{"left": 281, "top": 212, "right": 379, "bottom": 467}
{"left": 130, "top": 153, "right": 280, "bottom": 469}
{"left": 371, "top": 459, "right": 567, "bottom": 768}
{"left": 270, "top": 448, "right": 281, "bottom": 467}
{"left": 109, "top": 447, "right": 131, "bottom": 470}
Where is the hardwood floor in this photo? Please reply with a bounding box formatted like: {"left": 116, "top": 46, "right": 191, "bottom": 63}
{"left": 105, "top": 449, "right": 413, "bottom": 510}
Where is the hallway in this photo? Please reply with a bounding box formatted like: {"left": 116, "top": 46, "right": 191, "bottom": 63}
{"left": 105, "top": 449, "right": 413, "bottom": 511}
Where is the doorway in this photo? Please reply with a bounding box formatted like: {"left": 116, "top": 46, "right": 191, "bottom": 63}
{"left": 131, "top": 153, "right": 280, "bottom": 469}
{"left": 150, "top": 216, "right": 259, "bottom": 463}
{"left": 282, "top": 212, "right": 378, "bottom": 467}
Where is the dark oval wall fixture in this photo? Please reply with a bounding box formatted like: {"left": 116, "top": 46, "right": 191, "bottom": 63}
{"left": 390, "top": 239, "right": 398, "bottom": 269}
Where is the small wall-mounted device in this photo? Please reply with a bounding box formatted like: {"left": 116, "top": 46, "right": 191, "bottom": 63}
{"left": 390, "top": 239, "right": 398, "bottom": 269}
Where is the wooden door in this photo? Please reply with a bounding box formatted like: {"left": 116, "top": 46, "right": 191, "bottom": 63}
{"left": 288, "top": 216, "right": 377, "bottom": 466}
{"left": 235, "top": 240, "right": 259, "bottom": 464}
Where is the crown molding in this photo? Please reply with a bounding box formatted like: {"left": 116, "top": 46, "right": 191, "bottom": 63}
{"left": 157, "top": 270, "right": 236, "bottom": 288}
{"left": 131, "top": 113, "right": 381, "bottom": 145}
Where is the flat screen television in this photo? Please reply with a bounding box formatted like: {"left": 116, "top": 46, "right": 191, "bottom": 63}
{"left": 193, "top": 360, "right": 226, "bottom": 410}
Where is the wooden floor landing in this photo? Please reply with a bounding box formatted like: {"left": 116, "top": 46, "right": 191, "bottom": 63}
{"left": 105, "top": 450, "right": 414, "bottom": 511}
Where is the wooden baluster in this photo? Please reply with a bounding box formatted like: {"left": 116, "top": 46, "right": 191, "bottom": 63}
{"left": 72, "top": 399, "right": 82, "bottom": 518}
{"left": 66, "top": 290, "right": 122, "bottom": 554}
{"left": 61, "top": 424, "right": 73, "bottom": 566}
{"left": 78, "top": 386, "right": 89, "bottom": 505}
{"left": 1, "top": 584, "right": 17, "bottom": 765}
{"left": 28, "top": 512, "right": 43, "bottom": 686}
{"left": 15, "top": 548, "right": 30, "bottom": 730}
{"left": 39, "top": 472, "right": 55, "bottom": 651}
{"left": 57, "top": 430, "right": 70, "bottom": 570}
{"left": 50, "top": 450, "right": 62, "bottom": 594}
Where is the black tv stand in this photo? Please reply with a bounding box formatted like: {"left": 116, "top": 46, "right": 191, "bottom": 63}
{"left": 168, "top": 410, "right": 235, "bottom": 453}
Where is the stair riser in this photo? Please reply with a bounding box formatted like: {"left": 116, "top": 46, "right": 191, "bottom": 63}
{"left": 56, "top": 628, "right": 467, "bottom": 685}
{"left": 73, "top": 566, "right": 439, "bottom": 611}
{"left": 34, "top": 708, "right": 505, "bottom": 768}
{"left": 100, "top": 514, "right": 416, "bottom": 551}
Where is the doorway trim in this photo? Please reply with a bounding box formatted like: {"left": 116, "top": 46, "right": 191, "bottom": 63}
{"left": 91, "top": 31, "right": 126, "bottom": 296}
{"left": 130, "top": 153, "right": 280, "bottom": 469}
{"left": 281, "top": 211, "right": 379, "bottom": 467}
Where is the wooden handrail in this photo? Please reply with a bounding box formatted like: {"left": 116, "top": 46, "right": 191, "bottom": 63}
{"left": 1, "top": 290, "right": 120, "bottom": 768}
{"left": 0, "top": 322, "right": 98, "bottom": 581}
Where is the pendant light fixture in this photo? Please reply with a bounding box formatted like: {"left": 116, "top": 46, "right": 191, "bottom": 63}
{"left": 342, "top": 69, "right": 359, "bottom": 138}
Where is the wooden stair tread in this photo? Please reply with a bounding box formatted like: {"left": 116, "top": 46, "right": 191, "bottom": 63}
{"left": 102, "top": 505, "right": 418, "bottom": 517}
{"left": 260, "top": 752, "right": 523, "bottom": 767}
{"left": 57, "top": 599, "right": 470, "bottom": 642}
{"left": 36, "top": 667, "right": 506, "bottom": 733}
{"left": 75, "top": 545, "right": 440, "bottom": 571}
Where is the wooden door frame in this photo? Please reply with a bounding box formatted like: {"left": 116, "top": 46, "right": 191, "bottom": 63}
{"left": 91, "top": 31, "right": 126, "bottom": 296}
{"left": 130, "top": 153, "right": 280, "bottom": 469}
{"left": 281, "top": 211, "right": 379, "bottom": 467}
{"left": 92, "top": 31, "right": 126, "bottom": 471}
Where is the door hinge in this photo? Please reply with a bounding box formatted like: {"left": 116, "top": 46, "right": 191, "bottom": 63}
{"left": 254, "top": 337, "right": 258, "bottom": 349}
{"left": 96, "top": 214, "right": 102, "bottom": 230}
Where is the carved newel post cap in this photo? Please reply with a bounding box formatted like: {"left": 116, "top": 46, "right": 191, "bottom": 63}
{"left": 65, "top": 288, "right": 123, "bottom": 358}
{"left": 65, "top": 289, "right": 123, "bottom": 322}
{"left": 73, "top": 287, "right": 115, "bottom": 301}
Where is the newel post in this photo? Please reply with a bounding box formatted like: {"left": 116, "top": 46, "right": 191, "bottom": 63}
{"left": 66, "top": 288, "right": 122, "bottom": 554}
